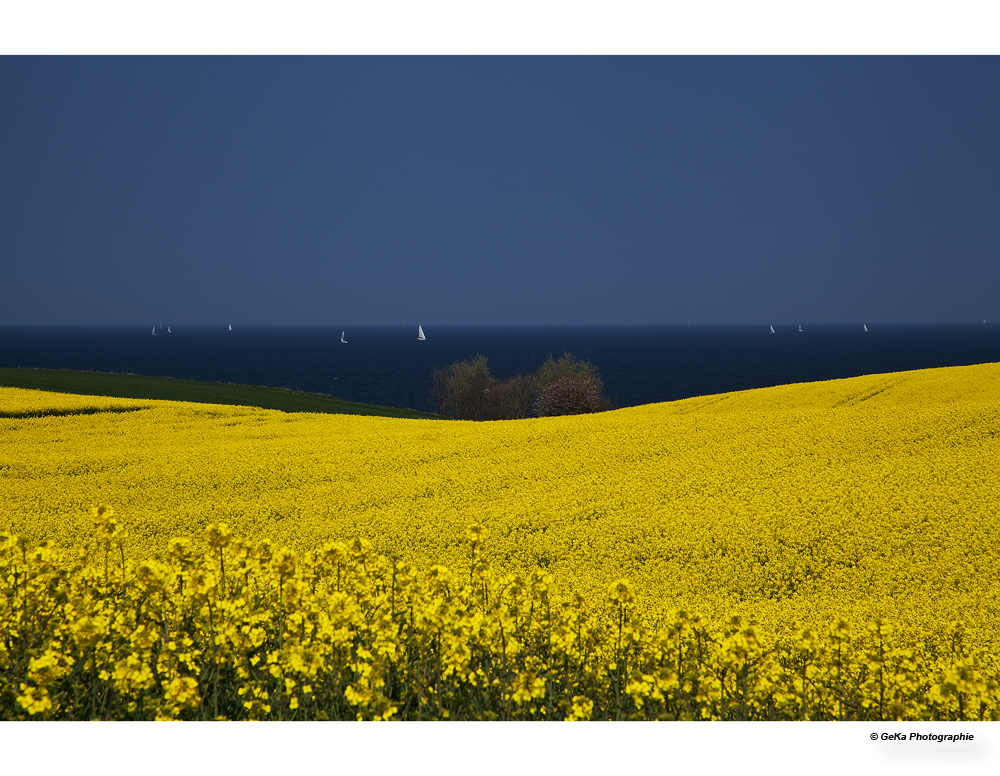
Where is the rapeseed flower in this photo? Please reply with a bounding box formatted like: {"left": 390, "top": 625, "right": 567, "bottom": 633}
{"left": 2, "top": 364, "right": 1000, "bottom": 719}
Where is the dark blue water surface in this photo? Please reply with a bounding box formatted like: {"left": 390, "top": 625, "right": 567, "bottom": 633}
{"left": 1, "top": 325, "right": 999, "bottom": 413}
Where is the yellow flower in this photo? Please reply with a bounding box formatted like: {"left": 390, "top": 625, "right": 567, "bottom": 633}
{"left": 205, "top": 522, "right": 233, "bottom": 550}
{"left": 89, "top": 504, "right": 115, "bottom": 524}
{"left": 164, "top": 676, "right": 200, "bottom": 709}
{"left": 607, "top": 579, "right": 634, "bottom": 606}
{"left": 17, "top": 685, "right": 53, "bottom": 716}
{"left": 465, "top": 524, "right": 485, "bottom": 544}
{"left": 567, "top": 696, "right": 594, "bottom": 721}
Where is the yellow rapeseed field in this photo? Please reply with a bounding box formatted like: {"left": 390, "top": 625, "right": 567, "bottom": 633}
{"left": 1, "top": 363, "right": 999, "bottom": 719}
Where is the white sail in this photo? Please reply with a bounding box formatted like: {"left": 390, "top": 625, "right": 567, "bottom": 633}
{"left": 228, "top": 324, "right": 232, "bottom": 331}
{"left": 798, "top": 324, "right": 803, "bottom": 332}
{"left": 341, "top": 331, "right": 347, "bottom": 343}
{"left": 168, "top": 326, "right": 171, "bottom": 333}
{"left": 152, "top": 326, "right": 156, "bottom": 335}
{"left": 417, "top": 325, "right": 426, "bottom": 341}
{"left": 769, "top": 325, "right": 775, "bottom": 334}
{"left": 863, "top": 324, "right": 867, "bottom": 332}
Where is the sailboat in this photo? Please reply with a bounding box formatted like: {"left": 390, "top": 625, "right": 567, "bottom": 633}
{"left": 228, "top": 324, "right": 232, "bottom": 332}
{"left": 152, "top": 326, "right": 157, "bottom": 336}
{"left": 167, "top": 326, "right": 172, "bottom": 333}
{"left": 417, "top": 325, "right": 426, "bottom": 341}
{"left": 769, "top": 325, "right": 775, "bottom": 334}
{"left": 798, "top": 324, "right": 803, "bottom": 332}
{"left": 863, "top": 324, "right": 868, "bottom": 332}
{"left": 341, "top": 331, "right": 347, "bottom": 344}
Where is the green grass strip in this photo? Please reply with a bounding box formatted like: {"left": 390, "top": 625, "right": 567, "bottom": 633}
{"left": 0, "top": 368, "right": 438, "bottom": 420}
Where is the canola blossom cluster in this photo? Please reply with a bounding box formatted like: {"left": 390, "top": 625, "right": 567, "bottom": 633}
{"left": 2, "top": 513, "right": 998, "bottom": 721}
{"left": 2, "top": 363, "right": 1000, "bottom": 719}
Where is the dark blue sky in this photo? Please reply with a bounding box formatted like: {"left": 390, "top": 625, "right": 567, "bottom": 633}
{"left": 2, "top": 57, "right": 999, "bottom": 325}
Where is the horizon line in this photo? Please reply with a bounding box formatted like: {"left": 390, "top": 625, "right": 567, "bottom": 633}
{"left": 0, "top": 321, "right": 993, "bottom": 328}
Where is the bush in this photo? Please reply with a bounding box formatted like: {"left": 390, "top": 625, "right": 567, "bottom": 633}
{"left": 533, "top": 375, "right": 602, "bottom": 416}
{"left": 483, "top": 373, "right": 536, "bottom": 420}
{"left": 430, "top": 355, "right": 496, "bottom": 420}
{"left": 532, "top": 353, "right": 614, "bottom": 417}
{"left": 431, "top": 352, "right": 613, "bottom": 420}
{"left": 535, "top": 352, "right": 604, "bottom": 394}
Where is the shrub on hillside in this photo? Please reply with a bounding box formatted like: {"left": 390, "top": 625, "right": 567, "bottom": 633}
{"left": 532, "top": 353, "right": 614, "bottom": 416}
{"left": 535, "top": 352, "right": 604, "bottom": 393}
{"left": 533, "top": 375, "right": 603, "bottom": 416}
{"left": 430, "top": 355, "right": 496, "bottom": 420}
{"left": 483, "top": 373, "right": 536, "bottom": 420}
{"left": 431, "top": 352, "right": 613, "bottom": 420}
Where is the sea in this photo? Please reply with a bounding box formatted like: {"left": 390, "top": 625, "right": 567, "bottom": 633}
{"left": 1, "top": 324, "right": 998, "bottom": 414}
